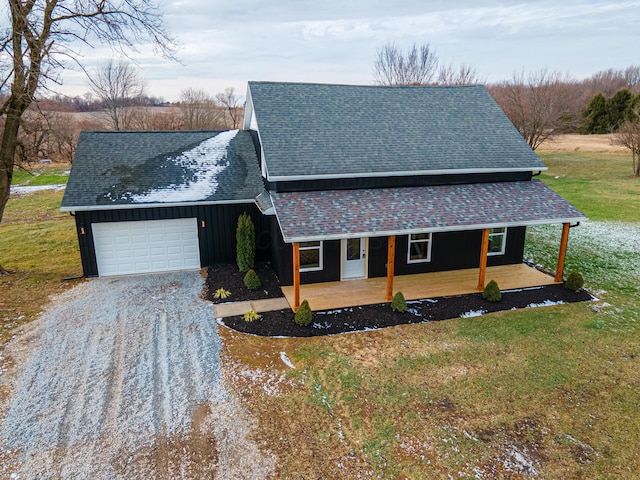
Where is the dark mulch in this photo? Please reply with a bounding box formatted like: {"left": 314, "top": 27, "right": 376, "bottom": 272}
{"left": 205, "top": 262, "right": 282, "bottom": 303}
{"left": 205, "top": 263, "right": 594, "bottom": 337}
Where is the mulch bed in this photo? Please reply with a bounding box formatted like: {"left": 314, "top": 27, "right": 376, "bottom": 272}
{"left": 205, "top": 262, "right": 282, "bottom": 303}
{"left": 205, "top": 263, "right": 594, "bottom": 337}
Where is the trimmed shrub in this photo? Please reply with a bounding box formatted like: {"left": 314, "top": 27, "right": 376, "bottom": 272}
{"left": 391, "top": 291, "right": 407, "bottom": 313}
{"left": 243, "top": 269, "right": 261, "bottom": 290}
{"left": 565, "top": 271, "right": 584, "bottom": 292}
{"left": 294, "top": 300, "right": 313, "bottom": 327}
{"left": 482, "top": 280, "right": 502, "bottom": 302}
{"left": 236, "top": 212, "right": 255, "bottom": 272}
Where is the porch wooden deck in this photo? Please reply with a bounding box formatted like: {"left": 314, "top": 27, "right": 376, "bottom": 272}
{"left": 281, "top": 264, "right": 558, "bottom": 312}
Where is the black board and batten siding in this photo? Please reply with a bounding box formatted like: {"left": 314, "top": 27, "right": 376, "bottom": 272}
{"left": 272, "top": 227, "right": 527, "bottom": 287}
{"left": 74, "top": 203, "right": 269, "bottom": 277}
{"left": 267, "top": 171, "right": 533, "bottom": 193}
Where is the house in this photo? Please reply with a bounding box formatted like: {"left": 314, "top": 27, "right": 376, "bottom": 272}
{"left": 61, "top": 82, "right": 585, "bottom": 307}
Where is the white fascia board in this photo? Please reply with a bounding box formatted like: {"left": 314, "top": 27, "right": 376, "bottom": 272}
{"left": 242, "top": 85, "right": 254, "bottom": 130}
{"left": 60, "top": 198, "right": 258, "bottom": 212}
{"left": 266, "top": 166, "right": 547, "bottom": 182}
{"left": 280, "top": 217, "right": 586, "bottom": 243}
{"left": 259, "top": 134, "right": 269, "bottom": 179}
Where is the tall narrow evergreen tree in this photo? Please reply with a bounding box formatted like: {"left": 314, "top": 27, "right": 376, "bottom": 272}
{"left": 236, "top": 213, "right": 255, "bottom": 272}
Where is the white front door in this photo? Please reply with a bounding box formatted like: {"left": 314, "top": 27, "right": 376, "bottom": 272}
{"left": 342, "top": 237, "right": 366, "bottom": 280}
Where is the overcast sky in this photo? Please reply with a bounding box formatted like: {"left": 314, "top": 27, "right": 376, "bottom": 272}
{"left": 55, "top": 0, "right": 640, "bottom": 102}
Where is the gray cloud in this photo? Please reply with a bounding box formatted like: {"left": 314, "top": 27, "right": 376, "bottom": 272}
{"left": 49, "top": 0, "right": 640, "bottom": 100}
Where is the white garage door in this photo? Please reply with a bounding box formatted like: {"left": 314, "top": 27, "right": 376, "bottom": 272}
{"left": 92, "top": 218, "right": 201, "bottom": 276}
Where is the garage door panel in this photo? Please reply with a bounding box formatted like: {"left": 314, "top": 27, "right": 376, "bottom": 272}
{"left": 92, "top": 218, "right": 201, "bottom": 276}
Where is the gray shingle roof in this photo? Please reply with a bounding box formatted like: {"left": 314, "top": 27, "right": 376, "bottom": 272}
{"left": 271, "top": 180, "right": 586, "bottom": 243}
{"left": 247, "top": 81, "right": 546, "bottom": 180}
{"left": 61, "top": 130, "right": 264, "bottom": 211}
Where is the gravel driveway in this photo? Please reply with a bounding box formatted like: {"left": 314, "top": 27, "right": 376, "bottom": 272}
{"left": 0, "top": 271, "right": 274, "bottom": 479}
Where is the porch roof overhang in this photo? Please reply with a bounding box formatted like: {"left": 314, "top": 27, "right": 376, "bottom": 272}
{"left": 271, "top": 180, "right": 586, "bottom": 243}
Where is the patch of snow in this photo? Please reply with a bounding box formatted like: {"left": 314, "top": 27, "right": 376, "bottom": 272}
{"left": 130, "top": 130, "right": 239, "bottom": 203}
{"left": 316, "top": 309, "right": 343, "bottom": 315}
{"left": 526, "top": 299, "right": 565, "bottom": 309}
{"left": 312, "top": 321, "right": 332, "bottom": 329}
{"left": 235, "top": 365, "right": 288, "bottom": 397}
{"left": 460, "top": 310, "right": 487, "bottom": 318}
{"left": 10, "top": 184, "right": 65, "bottom": 196}
{"left": 502, "top": 445, "right": 539, "bottom": 476}
{"left": 279, "top": 351, "right": 295, "bottom": 369}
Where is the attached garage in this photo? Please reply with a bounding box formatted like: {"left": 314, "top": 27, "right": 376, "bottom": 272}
{"left": 92, "top": 218, "right": 201, "bottom": 277}
{"left": 61, "top": 130, "right": 268, "bottom": 278}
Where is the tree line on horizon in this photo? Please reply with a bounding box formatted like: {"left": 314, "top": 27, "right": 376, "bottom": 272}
{"left": 5, "top": 43, "right": 640, "bottom": 170}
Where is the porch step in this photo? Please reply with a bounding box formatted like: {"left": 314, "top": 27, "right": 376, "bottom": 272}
{"left": 213, "top": 297, "right": 290, "bottom": 319}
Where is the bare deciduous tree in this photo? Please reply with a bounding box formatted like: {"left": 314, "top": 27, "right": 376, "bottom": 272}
{"left": 89, "top": 59, "right": 147, "bottom": 130}
{"left": 612, "top": 120, "right": 640, "bottom": 176}
{"left": 179, "top": 87, "right": 224, "bottom": 130}
{"left": 48, "top": 111, "right": 80, "bottom": 162}
{"left": 373, "top": 42, "right": 439, "bottom": 86}
{"left": 215, "top": 87, "right": 243, "bottom": 129}
{"left": 0, "top": 0, "right": 175, "bottom": 275}
{"left": 490, "top": 70, "right": 580, "bottom": 150}
{"left": 437, "top": 63, "right": 484, "bottom": 86}
{"left": 129, "top": 106, "right": 182, "bottom": 131}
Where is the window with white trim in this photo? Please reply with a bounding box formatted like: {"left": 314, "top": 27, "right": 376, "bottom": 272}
{"left": 407, "top": 233, "right": 432, "bottom": 263}
{"left": 299, "top": 241, "right": 323, "bottom": 271}
{"left": 488, "top": 227, "right": 507, "bottom": 256}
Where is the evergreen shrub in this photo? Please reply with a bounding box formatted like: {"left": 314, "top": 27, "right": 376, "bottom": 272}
{"left": 482, "top": 280, "right": 502, "bottom": 302}
{"left": 243, "top": 269, "right": 261, "bottom": 290}
{"left": 565, "top": 271, "right": 584, "bottom": 292}
{"left": 236, "top": 212, "right": 255, "bottom": 272}
{"left": 294, "top": 300, "right": 313, "bottom": 327}
{"left": 391, "top": 291, "right": 407, "bottom": 313}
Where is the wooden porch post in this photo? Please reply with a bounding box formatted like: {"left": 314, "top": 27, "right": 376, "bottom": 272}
{"left": 386, "top": 235, "right": 396, "bottom": 301}
{"left": 555, "top": 222, "right": 571, "bottom": 282}
{"left": 477, "top": 228, "right": 490, "bottom": 291}
{"left": 293, "top": 242, "right": 300, "bottom": 311}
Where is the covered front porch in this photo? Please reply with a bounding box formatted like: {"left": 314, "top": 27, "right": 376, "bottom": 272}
{"left": 282, "top": 263, "right": 558, "bottom": 312}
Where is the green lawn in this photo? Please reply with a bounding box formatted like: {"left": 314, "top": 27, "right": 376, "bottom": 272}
{"left": 0, "top": 188, "right": 81, "bottom": 343}
{"left": 537, "top": 151, "right": 640, "bottom": 223}
{"left": 11, "top": 167, "right": 70, "bottom": 186}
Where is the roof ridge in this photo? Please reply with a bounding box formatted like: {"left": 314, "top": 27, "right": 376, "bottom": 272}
{"left": 248, "top": 80, "right": 485, "bottom": 89}
{"left": 80, "top": 129, "right": 233, "bottom": 134}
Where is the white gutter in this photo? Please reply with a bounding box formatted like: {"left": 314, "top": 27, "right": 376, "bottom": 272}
{"left": 60, "top": 198, "right": 258, "bottom": 213}
{"left": 266, "top": 166, "right": 547, "bottom": 182}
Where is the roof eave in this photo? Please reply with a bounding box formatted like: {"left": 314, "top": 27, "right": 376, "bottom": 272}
{"left": 266, "top": 166, "right": 547, "bottom": 183}
{"left": 60, "top": 198, "right": 258, "bottom": 212}
{"left": 282, "top": 217, "right": 586, "bottom": 243}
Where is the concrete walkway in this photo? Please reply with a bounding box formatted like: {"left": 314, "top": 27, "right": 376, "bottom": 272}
{"left": 213, "top": 297, "right": 291, "bottom": 318}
